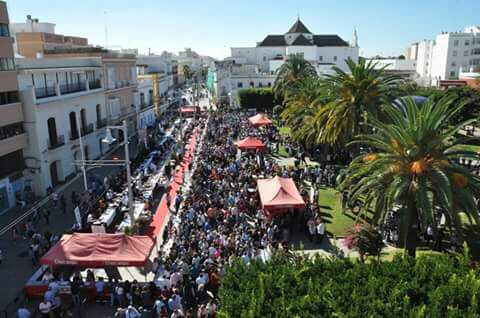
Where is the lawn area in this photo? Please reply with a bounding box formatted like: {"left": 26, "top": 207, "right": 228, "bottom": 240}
{"left": 278, "top": 126, "right": 291, "bottom": 137}
{"left": 318, "top": 186, "right": 361, "bottom": 236}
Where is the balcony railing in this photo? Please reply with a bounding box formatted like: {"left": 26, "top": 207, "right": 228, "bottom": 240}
{"left": 89, "top": 79, "right": 102, "bottom": 90}
{"left": 96, "top": 118, "right": 107, "bottom": 129}
{"left": 60, "top": 82, "right": 86, "bottom": 95}
{"left": 80, "top": 123, "right": 94, "bottom": 136}
{"left": 35, "top": 86, "right": 56, "bottom": 99}
{"left": 47, "top": 135, "right": 65, "bottom": 150}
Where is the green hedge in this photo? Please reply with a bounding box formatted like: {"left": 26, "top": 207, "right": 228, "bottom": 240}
{"left": 237, "top": 88, "right": 276, "bottom": 111}
{"left": 219, "top": 251, "right": 480, "bottom": 317}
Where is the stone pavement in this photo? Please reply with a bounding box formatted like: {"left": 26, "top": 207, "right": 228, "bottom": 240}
{"left": 0, "top": 141, "right": 139, "bottom": 311}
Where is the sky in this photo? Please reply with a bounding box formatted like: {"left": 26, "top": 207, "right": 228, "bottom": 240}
{"left": 5, "top": 0, "right": 479, "bottom": 60}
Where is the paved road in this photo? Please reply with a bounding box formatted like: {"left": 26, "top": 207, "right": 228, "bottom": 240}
{"left": 0, "top": 140, "right": 138, "bottom": 311}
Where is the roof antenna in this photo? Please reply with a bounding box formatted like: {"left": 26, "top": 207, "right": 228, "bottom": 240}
{"left": 104, "top": 11, "right": 109, "bottom": 49}
{"left": 297, "top": 8, "right": 300, "bottom": 20}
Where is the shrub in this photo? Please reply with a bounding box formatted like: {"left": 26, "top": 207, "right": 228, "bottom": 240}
{"left": 237, "top": 88, "right": 277, "bottom": 111}
{"left": 344, "top": 223, "right": 385, "bottom": 262}
{"left": 219, "top": 251, "right": 480, "bottom": 317}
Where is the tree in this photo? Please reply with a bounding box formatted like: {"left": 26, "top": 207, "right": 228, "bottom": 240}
{"left": 307, "top": 58, "right": 402, "bottom": 146}
{"left": 339, "top": 96, "right": 480, "bottom": 257}
{"left": 272, "top": 53, "right": 317, "bottom": 100}
{"left": 280, "top": 76, "right": 324, "bottom": 144}
{"left": 183, "top": 65, "right": 192, "bottom": 81}
{"left": 237, "top": 88, "right": 276, "bottom": 111}
{"left": 344, "top": 224, "right": 384, "bottom": 262}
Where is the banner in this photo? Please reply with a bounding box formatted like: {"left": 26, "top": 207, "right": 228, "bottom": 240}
{"left": 74, "top": 206, "right": 82, "bottom": 229}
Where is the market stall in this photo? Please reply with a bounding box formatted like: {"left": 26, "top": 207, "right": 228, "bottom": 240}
{"left": 235, "top": 136, "right": 266, "bottom": 151}
{"left": 257, "top": 176, "right": 306, "bottom": 219}
{"left": 248, "top": 114, "right": 272, "bottom": 127}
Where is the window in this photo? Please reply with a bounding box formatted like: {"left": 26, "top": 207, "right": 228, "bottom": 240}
{"left": 0, "top": 58, "right": 15, "bottom": 71}
{"left": 258, "top": 82, "right": 263, "bottom": 87}
{"left": 0, "top": 91, "right": 19, "bottom": 105}
{"left": 0, "top": 23, "right": 9, "bottom": 37}
{"left": 237, "top": 82, "right": 243, "bottom": 88}
{"left": 465, "top": 40, "right": 470, "bottom": 46}
{"left": 454, "top": 40, "right": 459, "bottom": 46}
{"left": 451, "top": 61, "right": 456, "bottom": 67}
{"left": 0, "top": 122, "right": 24, "bottom": 141}
{"left": 452, "top": 50, "right": 457, "bottom": 57}
{"left": 450, "top": 71, "right": 456, "bottom": 77}
{"left": 319, "top": 56, "right": 323, "bottom": 61}
{"left": 249, "top": 81, "right": 254, "bottom": 87}
{"left": 333, "top": 56, "right": 337, "bottom": 62}
{"left": 472, "top": 48, "right": 480, "bottom": 55}
{"left": 263, "top": 56, "right": 266, "bottom": 62}
{"left": 267, "top": 82, "right": 271, "bottom": 87}
{"left": 464, "top": 50, "right": 469, "bottom": 56}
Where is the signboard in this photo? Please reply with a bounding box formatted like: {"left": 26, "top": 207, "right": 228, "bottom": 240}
{"left": 73, "top": 206, "right": 82, "bottom": 229}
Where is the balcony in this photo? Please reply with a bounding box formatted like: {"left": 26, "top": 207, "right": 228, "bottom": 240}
{"left": 96, "top": 118, "right": 107, "bottom": 129}
{"left": 47, "top": 135, "right": 65, "bottom": 150}
{"left": 88, "top": 79, "right": 102, "bottom": 90}
{"left": 0, "top": 133, "right": 27, "bottom": 157}
{"left": 35, "top": 86, "right": 56, "bottom": 99}
{"left": 60, "top": 82, "right": 86, "bottom": 95}
{"left": 80, "top": 123, "right": 94, "bottom": 136}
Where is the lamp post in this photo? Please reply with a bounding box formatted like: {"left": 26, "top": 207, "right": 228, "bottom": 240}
{"left": 102, "top": 120, "right": 134, "bottom": 224}
{"left": 74, "top": 113, "right": 89, "bottom": 191}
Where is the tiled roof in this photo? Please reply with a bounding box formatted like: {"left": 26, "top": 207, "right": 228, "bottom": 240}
{"left": 257, "top": 35, "right": 286, "bottom": 47}
{"left": 287, "top": 19, "right": 312, "bottom": 34}
{"left": 313, "top": 35, "right": 349, "bottom": 47}
{"left": 291, "top": 35, "right": 313, "bottom": 46}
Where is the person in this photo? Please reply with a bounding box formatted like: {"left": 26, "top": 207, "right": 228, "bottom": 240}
{"left": 71, "top": 277, "right": 81, "bottom": 306}
{"left": 425, "top": 225, "right": 434, "bottom": 246}
{"left": 206, "top": 298, "right": 217, "bottom": 318}
{"left": 96, "top": 277, "right": 106, "bottom": 300}
{"left": 316, "top": 219, "right": 326, "bottom": 244}
{"left": 52, "top": 192, "right": 59, "bottom": 208}
{"left": 38, "top": 299, "right": 52, "bottom": 318}
{"left": 60, "top": 194, "right": 67, "bottom": 214}
{"left": 174, "top": 193, "right": 183, "bottom": 214}
{"left": 17, "top": 305, "right": 31, "bottom": 318}
{"left": 153, "top": 298, "right": 166, "bottom": 318}
{"left": 42, "top": 208, "right": 50, "bottom": 225}
{"left": 307, "top": 218, "right": 316, "bottom": 242}
{"left": 166, "top": 192, "right": 171, "bottom": 210}
{"left": 125, "top": 305, "right": 141, "bottom": 318}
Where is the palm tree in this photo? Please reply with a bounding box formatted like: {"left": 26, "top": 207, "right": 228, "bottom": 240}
{"left": 183, "top": 65, "right": 192, "bottom": 81}
{"left": 273, "top": 53, "right": 317, "bottom": 100}
{"left": 339, "top": 96, "right": 480, "bottom": 257}
{"left": 281, "top": 76, "right": 324, "bottom": 144}
{"left": 308, "top": 58, "right": 402, "bottom": 145}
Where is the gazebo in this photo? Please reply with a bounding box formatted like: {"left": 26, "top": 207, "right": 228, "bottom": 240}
{"left": 249, "top": 114, "right": 272, "bottom": 127}
{"left": 257, "top": 176, "right": 305, "bottom": 219}
{"left": 236, "top": 136, "right": 266, "bottom": 151}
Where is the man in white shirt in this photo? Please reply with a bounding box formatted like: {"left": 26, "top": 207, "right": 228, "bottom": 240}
{"left": 317, "top": 220, "right": 326, "bottom": 244}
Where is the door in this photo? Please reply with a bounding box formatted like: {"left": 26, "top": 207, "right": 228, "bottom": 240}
{"left": 50, "top": 161, "right": 59, "bottom": 187}
{"left": 69, "top": 112, "right": 78, "bottom": 139}
{"left": 0, "top": 186, "right": 9, "bottom": 212}
{"left": 47, "top": 118, "right": 58, "bottom": 146}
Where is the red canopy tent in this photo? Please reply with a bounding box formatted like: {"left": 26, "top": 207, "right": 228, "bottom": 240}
{"left": 236, "top": 136, "right": 266, "bottom": 150}
{"left": 257, "top": 176, "right": 305, "bottom": 218}
{"left": 40, "top": 233, "right": 155, "bottom": 267}
{"left": 249, "top": 114, "right": 272, "bottom": 127}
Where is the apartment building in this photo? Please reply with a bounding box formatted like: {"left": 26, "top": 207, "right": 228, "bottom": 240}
{"left": 408, "top": 26, "right": 480, "bottom": 86}
{"left": 16, "top": 57, "right": 107, "bottom": 196}
{"left": 43, "top": 48, "right": 138, "bottom": 137}
{"left": 0, "top": 1, "right": 28, "bottom": 213}
{"left": 10, "top": 15, "right": 90, "bottom": 58}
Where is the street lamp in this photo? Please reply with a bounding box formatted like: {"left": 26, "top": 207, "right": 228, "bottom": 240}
{"left": 102, "top": 120, "right": 135, "bottom": 225}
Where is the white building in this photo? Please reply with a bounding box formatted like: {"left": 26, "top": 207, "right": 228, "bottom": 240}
{"left": 214, "top": 19, "right": 359, "bottom": 106}
{"left": 408, "top": 26, "right": 480, "bottom": 86}
{"left": 367, "top": 58, "right": 416, "bottom": 80}
{"left": 16, "top": 57, "right": 108, "bottom": 196}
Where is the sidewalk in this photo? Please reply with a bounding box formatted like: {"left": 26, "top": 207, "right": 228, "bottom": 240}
{"left": 0, "top": 141, "right": 138, "bottom": 310}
